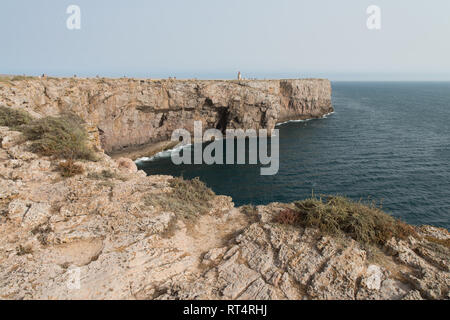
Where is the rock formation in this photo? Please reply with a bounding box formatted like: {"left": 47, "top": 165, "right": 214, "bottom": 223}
{"left": 0, "top": 78, "right": 448, "bottom": 300}
{"left": 0, "top": 78, "right": 332, "bottom": 156}
{"left": 0, "top": 124, "right": 449, "bottom": 300}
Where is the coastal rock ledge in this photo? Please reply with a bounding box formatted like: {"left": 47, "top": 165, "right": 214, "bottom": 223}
{"left": 0, "top": 78, "right": 332, "bottom": 157}
{"left": 0, "top": 78, "right": 448, "bottom": 300}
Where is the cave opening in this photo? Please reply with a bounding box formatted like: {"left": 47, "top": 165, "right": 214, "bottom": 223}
{"left": 216, "top": 107, "right": 230, "bottom": 134}
{"left": 260, "top": 111, "right": 267, "bottom": 127}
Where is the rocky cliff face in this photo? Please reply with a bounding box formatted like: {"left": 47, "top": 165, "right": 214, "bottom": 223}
{"left": 0, "top": 125, "right": 449, "bottom": 300}
{"left": 0, "top": 78, "right": 332, "bottom": 155}
{"left": 0, "top": 79, "right": 448, "bottom": 300}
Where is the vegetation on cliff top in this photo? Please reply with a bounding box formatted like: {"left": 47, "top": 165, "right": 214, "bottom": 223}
{"left": 88, "top": 169, "right": 127, "bottom": 181}
{"left": 0, "top": 75, "right": 36, "bottom": 84}
{"left": 0, "top": 106, "right": 33, "bottom": 128}
{"left": 144, "top": 177, "right": 215, "bottom": 219}
{"left": 18, "top": 112, "right": 95, "bottom": 161}
{"left": 275, "top": 195, "right": 416, "bottom": 246}
{"left": 57, "top": 159, "right": 85, "bottom": 178}
{"left": 1, "top": 106, "right": 95, "bottom": 177}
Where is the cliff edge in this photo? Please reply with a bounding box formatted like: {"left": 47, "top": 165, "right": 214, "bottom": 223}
{"left": 0, "top": 126, "right": 448, "bottom": 300}
{"left": 0, "top": 79, "right": 448, "bottom": 300}
{"left": 0, "top": 78, "right": 332, "bottom": 156}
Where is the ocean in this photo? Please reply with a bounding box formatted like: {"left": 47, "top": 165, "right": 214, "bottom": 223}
{"left": 137, "top": 82, "right": 450, "bottom": 229}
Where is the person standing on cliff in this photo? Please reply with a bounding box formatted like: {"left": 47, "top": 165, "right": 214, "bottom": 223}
{"left": 238, "top": 71, "right": 242, "bottom": 80}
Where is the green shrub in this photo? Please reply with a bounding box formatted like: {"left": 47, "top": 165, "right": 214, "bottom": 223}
{"left": 19, "top": 113, "right": 95, "bottom": 160}
{"left": 144, "top": 177, "right": 215, "bottom": 219}
{"left": 0, "top": 106, "right": 33, "bottom": 128}
{"left": 274, "top": 195, "right": 416, "bottom": 246}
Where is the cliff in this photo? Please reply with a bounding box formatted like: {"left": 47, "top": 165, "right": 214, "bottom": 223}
{"left": 0, "top": 78, "right": 332, "bottom": 156}
{"left": 0, "top": 126, "right": 448, "bottom": 300}
{"left": 0, "top": 79, "right": 448, "bottom": 300}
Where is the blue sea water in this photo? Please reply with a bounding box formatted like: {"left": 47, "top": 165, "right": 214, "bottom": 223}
{"left": 138, "top": 82, "right": 450, "bottom": 229}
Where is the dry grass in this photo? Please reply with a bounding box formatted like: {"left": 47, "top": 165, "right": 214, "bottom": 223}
{"left": 18, "top": 113, "right": 96, "bottom": 160}
{"left": 0, "top": 106, "right": 33, "bottom": 128}
{"left": 1, "top": 106, "right": 96, "bottom": 175}
{"left": 88, "top": 170, "right": 126, "bottom": 181}
{"left": 97, "top": 181, "right": 116, "bottom": 189}
{"left": 10, "top": 76, "right": 35, "bottom": 81}
{"left": 425, "top": 236, "right": 450, "bottom": 250}
{"left": 240, "top": 204, "right": 257, "bottom": 216}
{"left": 239, "top": 204, "right": 260, "bottom": 223}
{"left": 144, "top": 177, "right": 215, "bottom": 220}
{"left": 57, "top": 159, "right": 85, "bottom": 177}
{"left": 274, "top": 208, "right": 300, "bottom": 225}
{"left": 0, "top": 75, "right": 35, "bottom": 83}
{"left": 274, "top": 195, "right": 417, "bottom": 246}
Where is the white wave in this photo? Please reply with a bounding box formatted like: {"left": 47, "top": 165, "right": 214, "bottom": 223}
{"left": 136, "top": 112, "right": 334, "bottom": 163}
{"left": 322, "top": 111, "right": 335, "bottom": 118}
{"left": 275, "top": 111, "right": 335, "bottom": 127}
{"left": 135, "top": 143, "right": 192, "bottom": 163}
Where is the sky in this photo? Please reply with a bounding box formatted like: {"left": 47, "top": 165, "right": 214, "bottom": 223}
{"left": 1, "top": 0, "right": 450, "bottom": 81}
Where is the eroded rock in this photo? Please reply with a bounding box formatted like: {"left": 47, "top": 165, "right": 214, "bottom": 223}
{"left": 0, "top": 78, "right": 333, "bottom": 155}
{"left": 0, "top": 106, "right": 448, "bottom": 301}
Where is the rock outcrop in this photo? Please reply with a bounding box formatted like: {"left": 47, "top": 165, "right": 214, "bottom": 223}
{"left": 0, "top": 125, "right": 448, "bottom": 300}
{"left": 0, "top": 78, "right": 332, "bottom": 156}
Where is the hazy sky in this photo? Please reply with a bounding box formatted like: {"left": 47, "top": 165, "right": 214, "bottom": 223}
{"left": 1, "top": 0, "right": 450, "bottom": 80}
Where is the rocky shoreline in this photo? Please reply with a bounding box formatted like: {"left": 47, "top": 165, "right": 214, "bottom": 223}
{"left": 0, "top": 78, "right": 448, "bottom": 300}
{"left": 0, "top": 78, "right": 332, "bottom": 158}
{"left": 0, "top": 125, "right": 448, "bottom": 299}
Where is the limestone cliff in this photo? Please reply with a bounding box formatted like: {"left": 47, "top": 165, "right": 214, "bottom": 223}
{"left": 0, "top": 78, "right": 332, "bottom": 156}
{"left": 0, "top": 79, "right": 448, "bottom": 300}
{"left": 0, "top": 125, "right": 448, "bottom": 300}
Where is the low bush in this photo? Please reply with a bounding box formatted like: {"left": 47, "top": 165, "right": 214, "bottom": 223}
{"left": 274, "top": 195, "right": 417, "bottom": 246}
{"left": 144, "top": 177, "right": 215, "bottom": 219}
{"left": 0, "top": 106, "right": 33, "bottom": 128}
{"left": 19, "top": 113, "right": 96, "bottom": 160}
{"left": 57, "top": 159, "right": 85, "bottom": 177}
{"left": 274, "top": 208, "right": 299, "bottom": 225}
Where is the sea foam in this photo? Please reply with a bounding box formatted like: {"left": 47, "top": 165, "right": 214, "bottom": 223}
{"left": 275, "top": 111, "right": 335, "bottom": 126}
